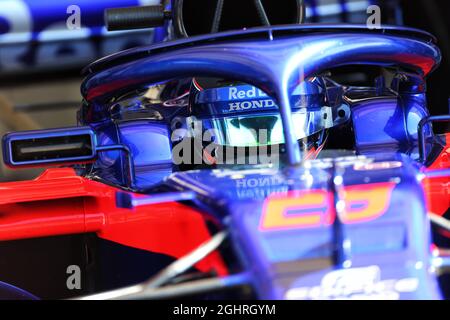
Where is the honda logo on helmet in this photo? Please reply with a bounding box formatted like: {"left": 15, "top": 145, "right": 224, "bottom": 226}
{"left": 228, "top": 99, "right": 276, "bottom": 112}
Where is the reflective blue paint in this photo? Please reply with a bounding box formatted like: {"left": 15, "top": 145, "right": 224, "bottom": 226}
{"left": 82, "top": 25, "right": 440, "bottom": 165}
{"left": 164, "top": 153, "right": 442, "bottom": 299}
{"left": 352, "top": 96, "right": 430, "bottom": 152}
{"left": 93, "top": 120, "right": 173, "bottom": 188}
{"left": 84, "top": 24, "right": 438, "bottom": 75}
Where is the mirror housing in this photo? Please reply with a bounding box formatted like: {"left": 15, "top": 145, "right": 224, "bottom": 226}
{"left": 2, "top": 126, "right": 96, "bottom": 168}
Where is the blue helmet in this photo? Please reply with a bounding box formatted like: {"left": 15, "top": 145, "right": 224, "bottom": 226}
{"left": 187, "top": 77, "right": 350, "bottom": 153}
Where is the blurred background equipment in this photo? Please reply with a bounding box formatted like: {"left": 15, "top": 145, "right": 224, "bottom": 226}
{"left": 0, "top": 0, "right": 160, "bottom": 75}
{"left": 0, "top": 0, "right": 160, "bottom": 180}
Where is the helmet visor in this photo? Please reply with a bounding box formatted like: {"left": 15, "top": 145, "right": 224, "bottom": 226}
{"left": 199, "top": 107, "right": 334, "bottom": 147}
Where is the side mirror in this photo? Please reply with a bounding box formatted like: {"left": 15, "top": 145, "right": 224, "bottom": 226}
{"left": 2, "top": 126, "right": 96, "bottom": 168}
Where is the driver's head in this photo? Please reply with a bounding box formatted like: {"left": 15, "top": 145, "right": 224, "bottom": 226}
{"left": 187, "top": 77, "right": 342, "bottom": 161}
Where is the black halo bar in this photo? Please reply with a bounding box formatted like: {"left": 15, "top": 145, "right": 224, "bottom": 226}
{"left": 211, "top": 0, "right": 225, "bottom": 33}
{"left": 254, "top": 0, "right": 271, "bottom": 26}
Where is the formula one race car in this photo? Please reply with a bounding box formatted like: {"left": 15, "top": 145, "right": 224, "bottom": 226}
{"left": 0, "top": 1, "right": 449, "bottom": 300}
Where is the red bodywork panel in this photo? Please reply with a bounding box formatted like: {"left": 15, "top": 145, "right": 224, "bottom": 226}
{"left": 423, "top": 133, "right": 450, "bottom": 216}
{"left": 0, "top": 168, "right": 227, "bottom": 275}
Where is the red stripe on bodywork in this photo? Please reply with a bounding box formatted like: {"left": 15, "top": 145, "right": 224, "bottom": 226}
{"left": 423, "top": 133, "right": 450, "bottom": 216}
{"left": 0, "top": 168, "right": 227, "bottom": 276}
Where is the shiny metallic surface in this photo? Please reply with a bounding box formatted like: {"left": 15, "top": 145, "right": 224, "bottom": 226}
{"left": 82, "top": 25, "right": 440, "bottom": 164}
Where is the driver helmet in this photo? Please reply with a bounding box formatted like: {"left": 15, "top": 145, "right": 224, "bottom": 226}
{"left": 186, "top": 77, "right": 349, "bottom": 163}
